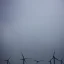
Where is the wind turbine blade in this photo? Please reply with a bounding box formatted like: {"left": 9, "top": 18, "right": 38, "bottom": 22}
{"left": 48, "top": 58, "right": 53, "bottom": 62}
{"left": 53, "top": 50, "right": 55, "bottom": 56}
{"left": 48, "top": 60, "right": 52, "bottom": 64}
{"left": 55, "top": 57, "right": 60, "bottom": 61}
{"left": 21, "top": 52, "right": 24, "bottom": 57}
{"left": 51, "top": 58, "right": 53, "bottom": 61}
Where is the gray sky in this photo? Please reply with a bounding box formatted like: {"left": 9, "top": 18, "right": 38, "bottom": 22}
{"left": 0, "top": 0, "right": 64, "bottom": 64}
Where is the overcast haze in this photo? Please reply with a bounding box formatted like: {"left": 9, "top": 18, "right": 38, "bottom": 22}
{"left": 0, "top": 0, "right": 64, "bottom": 64}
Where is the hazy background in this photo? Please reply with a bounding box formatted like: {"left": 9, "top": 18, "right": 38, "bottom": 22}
{"left": 0, "top": 0, "right": 64, "bottom": 64}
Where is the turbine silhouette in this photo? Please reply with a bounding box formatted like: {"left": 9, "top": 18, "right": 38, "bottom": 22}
{"left": 4, "top": 57, "right": 11, "bottom": 64}
{"left": 20, "top": 52, "right": 32, "bottom": 64}
{"left": 34, "top": 60, "right": 44, "bottom": 64}
{"left": 49, "top": 50, "right": 60, "bottom": 64}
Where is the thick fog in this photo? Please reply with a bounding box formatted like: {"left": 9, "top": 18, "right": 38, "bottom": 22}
{"left": 0, "top": 0, "right": 64, "bottom": 64}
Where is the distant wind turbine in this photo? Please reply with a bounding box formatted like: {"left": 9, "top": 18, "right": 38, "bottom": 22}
{"left": 20, "top": 52, "right": 32, "bottom": 64}
{"left": 4, "top": 57, "right": 11, "bottom": 64}
{"left": 49, "top": 50, "right": 60, "bottom": 64}
{"left": 34, "top": 60, "right": 44, "bottom": 64}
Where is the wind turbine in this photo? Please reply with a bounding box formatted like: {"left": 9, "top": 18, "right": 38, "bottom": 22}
{"left": 20, "top": 52, "right": 32, "bottom": 64}
{"left": 50, "top": 50, "right": 60, "bottom": 64}
{"left": 34, "top": 60, "right": 44, "bottom": 64}
{"left": 4, "top": 57, "right": 11, "bottom": 64}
